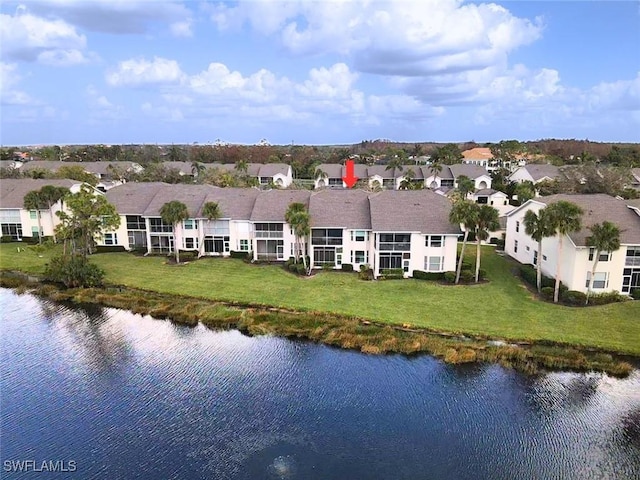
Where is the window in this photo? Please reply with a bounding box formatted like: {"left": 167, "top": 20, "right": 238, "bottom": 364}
{"left": 586, "top": 272, "right": 608, "bottom": 289}
{"left": 425, "top": 256, "right": 443, "bottom": 272}
{"left": 336, "top": 247, "right": 343, "bottom": 265}
{"left": 149, "top": 218, "right": 173, "bottom": 233}
{"left": 543, "top": 254, "right": 547, "bottom": 261}
{"left": 184, "top": 219, "right": 197, "bottom": 230}
{"left": 515, "top": 221, "right": 520, "bottom": 233}
{"left": 255, "top": 223, "right": 283, "bottom": 238}
{"left": 184, "top": 237, "right": 198, "bottom": 250}
{"left": 328, "top": 178, "right": 342, "bottom": 186}
{"left": 126, "top": 215, "right": 146, "bottom": 230}
{"left": 351, "top": 250, "right": 368, "bottom": 264}
{"left": 477, "top": 197, "right": 488, "bottom": 204}
{"left": 312, "top": 229, "right": 343, "bottom": 245}
{"left": 128, "top": 231, "right": 147, "bottom": 249}
{"left": 31, "top": 226, "right": 40, "bottom": 237}
{"left": 379, "top": 233, "right": 410, "bottom": 251}
{"left": 526, "top": 246, "right": 530, "bottom": 252}
{"left": 514, "top": 240, "right": 518, "bottom": 253}
{"left": 380, "top": 252, "right": 402, "bottom": 269}
{"left": 425, "top": 235, "right": 443, "bottom": 247}
{"left": 239, "top": 239, "right": 249, "bottom": 251}
{"left": 588, "top": 248, "right": 610, "bottom": 262}
{"left": 1, "top": 224, "right": 22, "bottom": 241}
{"left": 533, "top": 250, "right": 538, "bottom": 266}
{"left": 626, "top": 247, "right": 640, "bottom": 267}
{"left": 351, "top": 230, "right": 368, "bottom": 242}
{"left": 314, "top": 247, "right": 335, "bottom": 265}
{"left": 104, "top": 233, "right": 118, "bottom": 245}
{"left": 30, "top": 210, "right": 37, "bottom": 220}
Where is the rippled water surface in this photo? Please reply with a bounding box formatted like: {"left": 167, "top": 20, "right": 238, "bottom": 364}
{"left": 1, "top": 289, "right": 639, "bottom": 479}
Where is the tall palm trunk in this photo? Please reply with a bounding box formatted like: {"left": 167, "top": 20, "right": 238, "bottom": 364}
{"left": 455, "top": 230, "right": 469, "bottom": 284}
{"left": 586, "top": 253, "right": 600, "bottom": 305}
{"left": 554, "top": 236, "right": 563, "bottom": 303}
{"left": 536, "top": 239, "right": 543, "bottom": 293}
{"left": 36, "top": 210, "right": 43, "bottom": 245}
{"left": 475, "top": 235, "right": 481, "bottom": 282}
{"left": 48, "top": 202, "right": 57, "bottom": 243}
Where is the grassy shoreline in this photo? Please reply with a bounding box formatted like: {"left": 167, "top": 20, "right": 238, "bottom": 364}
{"left": 0, "top": 242, "right": 638, "bottom": 375}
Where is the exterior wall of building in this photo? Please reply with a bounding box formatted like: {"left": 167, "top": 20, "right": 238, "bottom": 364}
{"left": 508, "top": 168, "right": 534, "bottom": 184}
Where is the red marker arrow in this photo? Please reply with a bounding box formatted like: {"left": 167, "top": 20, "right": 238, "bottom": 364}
{"left": 342, "top": 159, "right": 359, "bottom": 188}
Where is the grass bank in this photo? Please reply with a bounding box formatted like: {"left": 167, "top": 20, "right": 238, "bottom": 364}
{"left": 1, "top": 276, "right": 634, "bottom": 377}
{"left": 0, "top": 242, "right": 638, "bottom": 357}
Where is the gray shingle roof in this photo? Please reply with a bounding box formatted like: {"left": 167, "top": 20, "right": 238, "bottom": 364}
{"left": 202, "top": 188, "right": 259, "bottom": 219}
{"left": 250, "top": 190, "right": 311, "bottom": 222}
{"left": 368, "top": 190, "right": 460, "bottom": 234}
{"left": 524, "top": 164, "right": 561, "bottom": 181}
{"left": 162, "top": 162, "right": 193, "bottom": 175}
{"left": 448, "top": 164, "right": 490, "bottom": 180}
{"left": 105, "top": 182, "right": 169, "bottom": 215}
{"left": 367, "top": 165, "right": 396, "bottom": 179}
{"left": 399, "top": 166, "right": 425, "bottom": 179}
{"left": 142, "top": 184, "right": 216, "bottom": 217}
{"left": 537, "top": 194, "right": 640, "bottom": 245}
{"left": 0, "top": 179, "right": 78, "bottom": 208}
{"left": 315, "top": 164, "right": 342, "bottom": 179}
{"left": 20, "top": 161, "right": 136, "bottom": 176}
{"left": 309, "top": 189, "right": 371, "bottom": 229}
{"left": 258, "top": 164, "right": 289, "bottom": 177}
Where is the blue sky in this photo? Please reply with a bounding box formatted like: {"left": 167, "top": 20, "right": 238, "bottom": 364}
{"left": 1, "top": 0, "right": 639, "bottom": 146}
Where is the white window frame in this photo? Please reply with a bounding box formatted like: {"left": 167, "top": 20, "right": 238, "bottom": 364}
{"left": 586, "top": 271, "right": 608, "bottom": 289}
{"left": 104, "top": 232, "right": 118, "bottom": 246}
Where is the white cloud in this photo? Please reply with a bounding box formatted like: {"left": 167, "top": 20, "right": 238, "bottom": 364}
{"left": 37, "top": 48, "right": 93, "bottom": 66}
{"left": 170, "top": 20, "right": 193, "bottom": 38}
{"left": 26, "top": 0, "right": 193, "bottom": 36}
{"left": 0, "top": 10, "right": 87, "bottom": 63}
{"left": 0, "top": 63, "right": 37, "bottom": 105}
{"left": 106, "top": 57, "right": 185, "bottom": 87}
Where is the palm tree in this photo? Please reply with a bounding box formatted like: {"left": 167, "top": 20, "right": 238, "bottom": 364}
{"left": 235, "top": 159, "right": 249, "bottom": 175}
{"left": 428, "top": 161, "right": 442, "bottom": 188}
{"left": 385, "top": 156, "right": 403, "bottom": 175}
{"left": 191, "top": 161, "right": 205, "bottom": 180}
{"left": 201, "top": 201, "right": 222, "bottom": 257}
{"left": 315, "top": 167, "right": 328, "bottom": 188}
{"left": 515, "top": 181, "right": 536, "bottom": 204}
{"left": 285, "top": 202, "right": 310, "bottom": 272}
{"left": 473, "top": 205, "right": 500, "bottom": 282}
{"left": 399, "top": 168, "right": 416, "bottom": 190}
{"left": 24, "top": 190, "right": 44, "bottom": 244}
{"left": 449, "top": 200, "right": 479, "bottom": 284}
{"left": 456, "top": 175, "right": 475, "bottom": 199}
{"left": 546, "top": 200, "right": 584, "bottom": 303}
{"left": 523, "top": 208, "right": 554, "bottom": 293}
{"left": 585, "top": 221, "right": 621, "bottom": 304}
{"left": 40, "top": 185, "right": 69, "bottom": 243}
{"left": 160, "top": 200, "right": 189, "bottom": 263}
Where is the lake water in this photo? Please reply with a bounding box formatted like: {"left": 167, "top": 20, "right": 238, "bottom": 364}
{"left": 1, "top": 288, "right": 639, "bottom": 479}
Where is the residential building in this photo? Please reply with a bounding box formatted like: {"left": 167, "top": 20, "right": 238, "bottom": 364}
{"left": 505, "top": 194, "right": 640, "bottom": 296}
{"left": 0, "top": 179, "right": 82, "bottom": 241}
{"left": 508, "top": 164, "right": 562, "bottom": 184}
{"left": 368, "top": 190, "right": 460, "bottom": 278}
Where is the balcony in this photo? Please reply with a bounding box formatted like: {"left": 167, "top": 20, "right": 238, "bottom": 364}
{"left": 379, "top": 242, "right": 411, "bottom": 251}
{"left": 625, "top": 257, "right": 640, "bottom": 267}
{"left": 255, "top": 231, "right": 283, "bottom": 239}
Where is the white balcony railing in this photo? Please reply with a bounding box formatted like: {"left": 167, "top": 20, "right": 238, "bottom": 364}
{"left": 255, "top": 231, "right": 283, "bottom": 238}
{"left": 625, "top": 257, "right": 640, "bottom": 267}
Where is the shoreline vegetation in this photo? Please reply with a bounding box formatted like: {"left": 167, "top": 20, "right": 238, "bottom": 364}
{"left": 1, "top": 243, "right": 638, "bottom": 377}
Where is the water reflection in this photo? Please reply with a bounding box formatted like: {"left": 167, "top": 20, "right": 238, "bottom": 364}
{"left": 1, "top": 288, "right": 639, "bottom": 480}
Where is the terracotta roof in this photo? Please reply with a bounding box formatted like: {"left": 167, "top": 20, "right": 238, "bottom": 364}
{"left": 462, "top": 147, "right": 492, "bottom": 159}
{"left": 537, "top": 194, "right": 640, "bottom": 246}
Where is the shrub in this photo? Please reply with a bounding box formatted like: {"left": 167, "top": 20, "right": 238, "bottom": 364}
{"left": 519, "top": 264, "right": 564, "bottom": 291}
{"left": 562, "top": 290, "right": 587, "bottom": 306}
{"left": 443, "top": 271, "right": 456, "bottom": 284}
{"left": 540, "top": 287, "right": 554, "bottom": 301}
{"left": 95, "top": 245, "right": 127, "bottom": 253}
{"left": 412, "top": 270, "right": 445, "bottom": 281}
{"left": 230, "top": 250, "right": 250, "bottom": 259}
{"left": 0, "top": 236, "right": 14, "bottom": 243}
{"left": 322, "top": 264, "right": 333, "bottom": 271}
{"left": 588, "top": 291, "right": 628, "bottom": 305}
{"left": 381, "top": 268, "right": 404, "bottom": 279}
{"left": 178, "top": 250, "right": 199, "bottom": 262}
{"left": 44, "top": 255, "right": 105, "bottom": 288}
{"left": 459, "top": 270, "right": 474, "bottom": 283}
{"left": 295, "top": 264, "right": 307, "bottom": 275}
{"left": 287, "top": 263, "right": 297, "bottom": 272}
{"left": 631, "top": 290, "right": 640, "bottom": 300}
{"left": 358, "top": 264, "right": 374, "bottom": 281}
{"left": 478, "top": 269, "right": 487, "bottom": 281}
{"left": 341, "top": 263, "right": 354, "bottom": 272}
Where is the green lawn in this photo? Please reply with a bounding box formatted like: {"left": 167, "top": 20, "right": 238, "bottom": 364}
{"left": 1, "top": 243, "right": 639, "bottom": 355}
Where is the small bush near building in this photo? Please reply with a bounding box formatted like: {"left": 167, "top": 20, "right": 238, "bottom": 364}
{"left": 443, "top": 271, "right": 456, "bottom": 284}
{"left": 96, "top": 245, "right": 127, "bottom": 253}
{"left": 459, "top": 270, "right": 475, "bottom": 283}
{"left": 295, "top": 264, "right": 307, "bottom": 275}
{"left": 541, "top": 287, "right": 554, "bottom": 301}
{"left": 358, "top": 264, "right": 374, "bottom": 281}
{"left": 230, "top": 250, "right": 250, "bottom": 260}
{"left": 322, "top": 264, "right": 333, "bottom": 271}
{"left": 631, "top": 290, "right": 640, "bottom": 300}
{"left": 412, "top": 270, "right": 445, "bottom": 281}
{"left": 587, "top": 292, "right": 629, "bottom": 305}
{"left": 178, "top": 250, "right": 199, "bottom": 262}
{"left": 44, "top": 255, "right": 105, "bottom": 288}
{"left": 381, "top": 268, "right": 404, "bottom": 279}
{"left": 519, "top": 265, "right": 564, "bottom": 292}
{"left": 562, "top": 290, "right": 587, "bottom": 306}
{"left": 341, "top": 263, "right": 354, "bottom": 272}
